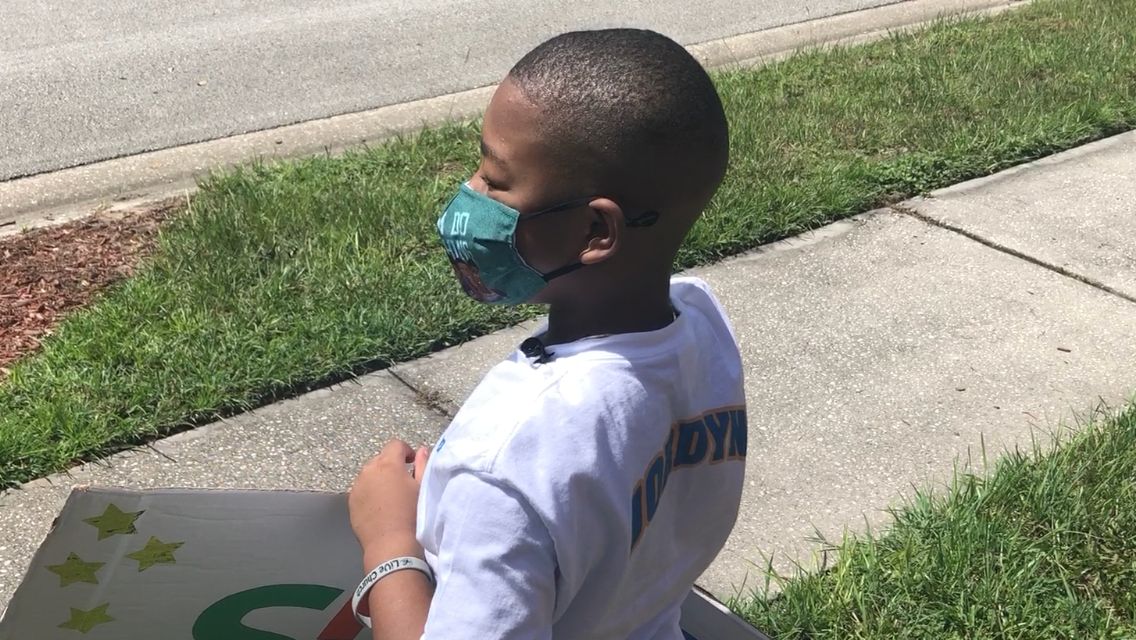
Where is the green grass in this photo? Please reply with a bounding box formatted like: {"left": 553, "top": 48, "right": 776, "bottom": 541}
{"left": 2, "top": 0, "right": 1136, "bottom": 487}
{"left": 734, "top": 404, "right": 1136, "bottom": 638}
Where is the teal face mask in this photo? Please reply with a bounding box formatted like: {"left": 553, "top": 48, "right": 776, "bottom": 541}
{"left": 435, "top": 183, "right": 594, "bottom": 305}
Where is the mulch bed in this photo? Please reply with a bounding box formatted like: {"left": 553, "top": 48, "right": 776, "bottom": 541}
{"left": 0, "top": 204, "right": 175, "bottom": 377}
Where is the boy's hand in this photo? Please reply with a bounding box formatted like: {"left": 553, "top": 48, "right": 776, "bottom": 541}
{"left": 349, "top": 439, "right": 431, "bottom": 567}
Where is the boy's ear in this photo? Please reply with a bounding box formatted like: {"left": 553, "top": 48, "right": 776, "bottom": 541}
{"left": 579, "top": 198, "right": 623, "bottom": 265}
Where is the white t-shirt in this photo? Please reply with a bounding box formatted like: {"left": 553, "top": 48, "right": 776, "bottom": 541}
{"left": 416, "top": 276, "right": 747, "bottom": 639}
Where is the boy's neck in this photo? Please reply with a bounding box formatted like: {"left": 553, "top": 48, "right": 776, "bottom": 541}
{"left": 544, "top": 277, "right": 674, "bottom": 346}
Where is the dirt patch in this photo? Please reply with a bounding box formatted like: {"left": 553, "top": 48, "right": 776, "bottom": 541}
{"left": 0, "top": 203, "right": 177, "bottom": 377}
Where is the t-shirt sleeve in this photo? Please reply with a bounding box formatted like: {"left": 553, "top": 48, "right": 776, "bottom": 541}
{"left": 422, "top": 470, "right": 557, "bottom": 640}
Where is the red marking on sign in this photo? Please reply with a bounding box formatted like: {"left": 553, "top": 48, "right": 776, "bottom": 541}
{"left": 317, "top": 599, "right": 364, "bottom": 640}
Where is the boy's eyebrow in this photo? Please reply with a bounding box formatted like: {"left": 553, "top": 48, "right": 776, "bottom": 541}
{"left": 480, "top": 139, "right": 507, "bottom": 167}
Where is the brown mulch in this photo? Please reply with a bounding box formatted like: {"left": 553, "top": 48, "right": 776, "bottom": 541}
{"left": 0, "top": 203, "right": 176, "bottom": 377}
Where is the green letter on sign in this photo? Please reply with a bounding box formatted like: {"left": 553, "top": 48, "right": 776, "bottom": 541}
{"left": 192, "top": 584, "right": 344, "bottom": 640}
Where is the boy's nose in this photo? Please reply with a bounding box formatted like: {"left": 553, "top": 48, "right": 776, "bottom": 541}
{"left": 467, "top": 175, "right": 489, "bottom": 195}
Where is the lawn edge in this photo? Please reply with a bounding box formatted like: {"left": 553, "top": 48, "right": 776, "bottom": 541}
{"left": 0, "top": 0, "right": 1031, "bottom": 237}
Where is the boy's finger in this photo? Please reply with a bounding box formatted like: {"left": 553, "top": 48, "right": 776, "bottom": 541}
{"left": 413, "top": 446, "right": 430, "bottom": 479}
{"left": 379, "top": 439, "right": 414, "bottom": 462}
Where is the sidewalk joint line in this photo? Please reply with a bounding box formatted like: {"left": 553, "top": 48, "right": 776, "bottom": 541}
{"left": 892, "top": 203, "right": 1136, "bottom": 306}
{"left": 387, "top": 369, "right": 456, "bottom": 418}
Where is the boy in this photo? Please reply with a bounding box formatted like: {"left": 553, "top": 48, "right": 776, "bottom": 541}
{"left": 348, "top": 28, "right": 746, "bottom": 639}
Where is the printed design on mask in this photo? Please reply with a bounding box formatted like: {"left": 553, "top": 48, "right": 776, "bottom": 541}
{"left": 450, "top": 256, "right": 505, "bottom": 303}
{"left": 629, "top": 406, "right": 747, "bottom": 550}
{"left": 440, "top": 209, "right": 507, "bottom": 303}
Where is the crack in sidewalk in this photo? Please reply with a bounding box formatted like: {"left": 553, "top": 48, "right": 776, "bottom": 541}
{"left": 891, "top": 203, "right": 1136, "bottom": 306}
{"left": 387, "top": 369, "right": 457, "bottom": 419}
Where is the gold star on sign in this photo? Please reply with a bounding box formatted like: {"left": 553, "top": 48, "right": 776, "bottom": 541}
{"left": 83, "top": 503, "right": 143, "bottom": 540}
{"left": 46, "top": 552, "right": 104, "bottom": 587}
{"left": 59, "top": 603, "right": 114, "bottom": 633}
{"left": 126, "top": 536, "right": 183, "bottom": 571}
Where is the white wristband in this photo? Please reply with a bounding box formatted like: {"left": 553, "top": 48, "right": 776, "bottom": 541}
{"left": 352, "top": 556, "right": 435, "bottom": 628}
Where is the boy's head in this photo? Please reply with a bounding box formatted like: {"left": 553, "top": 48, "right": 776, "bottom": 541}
{"left": 450, "top": 28, "right": 728, "bottom": 307}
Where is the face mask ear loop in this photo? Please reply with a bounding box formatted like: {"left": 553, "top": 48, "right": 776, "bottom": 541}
{"left": 626, "top": 210, "right": 660, "bottom": 227}
{"left": 540, "top": 261, "right": 586, "bottom": 282}
{"left": 521, "top": 197, "right": 596, "bottom": 221}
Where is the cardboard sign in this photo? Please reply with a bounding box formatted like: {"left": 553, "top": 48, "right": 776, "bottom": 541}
{"left": 0, "top": 487, "right": 767, "bottom": 639}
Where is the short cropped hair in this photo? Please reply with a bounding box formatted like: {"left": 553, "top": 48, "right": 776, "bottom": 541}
{"left": 508, "top": 29, "right": 729, "bottom": 206}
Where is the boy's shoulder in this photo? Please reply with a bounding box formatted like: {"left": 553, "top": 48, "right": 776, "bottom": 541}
{"left": 434, "top": 354, "right": 650, "bottom": 477}
{"left": 669, "top": 275, "right": 733, "bottom": 331}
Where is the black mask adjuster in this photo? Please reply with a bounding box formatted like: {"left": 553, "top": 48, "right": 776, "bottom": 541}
{"left": 520, "top": 337, "right": 555, "bottom": 364}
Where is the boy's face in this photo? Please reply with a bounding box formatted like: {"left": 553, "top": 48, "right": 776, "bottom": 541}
{"left": 470, "top": 78, "right": 597, "bottom": 304}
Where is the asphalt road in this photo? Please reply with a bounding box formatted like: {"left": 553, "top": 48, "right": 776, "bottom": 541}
{"left": 0, "top": 0, "right": 901, "bottom": 181}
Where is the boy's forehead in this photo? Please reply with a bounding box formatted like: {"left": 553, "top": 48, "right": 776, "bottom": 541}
{"left": 482, "top": 78, "right": 592, "bottom": 193}
{"left": 482, "top": 80, "right": 545, "bottom": 164}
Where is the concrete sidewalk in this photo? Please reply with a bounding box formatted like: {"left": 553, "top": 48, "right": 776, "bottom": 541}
{"left": 2, "top": 132, "right": 1134, "bottom": 609}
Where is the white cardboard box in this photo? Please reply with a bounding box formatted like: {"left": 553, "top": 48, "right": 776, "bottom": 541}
{"left": 0, "top": 487, "right": 768, "bottom": 639}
